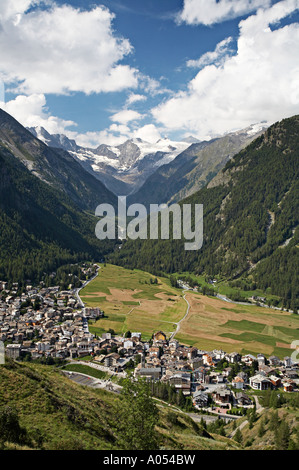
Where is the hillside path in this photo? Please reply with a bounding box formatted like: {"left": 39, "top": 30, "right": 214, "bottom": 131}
{"left": 169, "top": 290, "right": 191, "bottom": 340}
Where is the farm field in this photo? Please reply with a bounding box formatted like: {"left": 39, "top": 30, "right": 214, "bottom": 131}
{"left": 80, "top": 264, "right": 299, "bottom": 357}
{"left": 80, "top": 264, "right": 185, "bottom": 341}
{"left": 176, "top": 293, "right": 299, "bottom": 358}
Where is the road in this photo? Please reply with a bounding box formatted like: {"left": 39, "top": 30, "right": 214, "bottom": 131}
{"left": 169, "top": 290, "right": 191, "bottom": 340}
{"left": 216, "top": 293, "right": 293, "bottom": 313}
{"left": 73, "top": 264, "right": 101, "bottom": 333}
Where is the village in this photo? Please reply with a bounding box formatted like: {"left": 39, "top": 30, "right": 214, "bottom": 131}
{"left": 0, "top": 268, "right": 298, "bottom": 416}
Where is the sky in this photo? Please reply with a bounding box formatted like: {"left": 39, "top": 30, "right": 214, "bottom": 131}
{"left": 0, "top": 0, "right": 299, "bottom": 147}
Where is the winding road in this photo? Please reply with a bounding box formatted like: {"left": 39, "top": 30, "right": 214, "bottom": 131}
{"left": 73, "top": 264, "right": 101, "bottom": 333}
{"left": 170, "top": 290, "right": 191, "bottom": 340}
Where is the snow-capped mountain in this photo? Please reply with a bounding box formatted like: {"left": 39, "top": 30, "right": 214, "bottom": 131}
{"left": 28, "top": 122, "right": 269, "bottom": 198}
{"left": 27, "top": 127, "right": 191, "bottom": 195}
{"left": 27, "top": 126, "right": 79, "bottom": 152}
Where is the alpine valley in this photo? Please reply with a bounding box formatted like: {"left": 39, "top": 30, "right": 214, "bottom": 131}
{"left": 1, "top": 106, "right": 299, "bottom": 452}
{"left": 1, "top": 109, "right": 298, "bottom": 312}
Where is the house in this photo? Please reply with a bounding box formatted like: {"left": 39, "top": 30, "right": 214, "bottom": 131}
{"left": 131, "top": 332, "right": 142, "bottom": 341}
{"left": 123, "top": 339, "right": 134, "bottom": 350}
{"left": 249, "top": 374, "right": 272, "bottom": 390}
{"left": 259, "top": 364, "right": 275, "bottom": 375}
{"left": 232, "top": 376, "right": 246, "bottom": 390}
{"left": 187, "top": 347, "right": 198, "bottom": 360}
{"left": 149, "top": 346, "right": 161, "bottom": 358}
{"left": 226, "top": 352, "right": 242, "bottom": 364}
{"left": 169, "top": 339, "right": 179, "bottom": 351}
{"left": 203, "top": 353, "right": 216, "bottom": 366}
{"left": 104, "top": 353, "right": 120, "bottom": 368}
{"left": 168, "top": 372, "right": 191, "bottom": 392}
{"left": 283, "top": 381, "right": 294, "bottom": 392}
{"left": 213, "top": 387, "right": 232, "bottom": 405}
{"left": 5, "top": 344, "right": 21, "bottom": 359}
{"left": 188, "top": 357, "right": 203, "bottom": 370}
{"left": 193, "top": 390, "right": 209, "bottom": 408}
{"left": 283, "top": 357, "right": 292, "bottom": 367}
{"left": 269, "top": 376, "right": 281, "bottom": 388}
{"left": 135, "top": 367, "right": 162, "bottom": 381}
{"left": 235, "top": 392, "right": 253, "bottom": 407}
{"left": 242, "top": 354, "right": 257, "bottom": 365}
{"left": 213, "top": 349, "right": 226, "bottom": 361}
{"left": 257, "top": 354, "right": 267, "bottom": 366}
{"left": 269, "top": 356, "right": 281, "bottom": 367}
{"left": 193, "top": 367, "right": 206, "bottom": 383}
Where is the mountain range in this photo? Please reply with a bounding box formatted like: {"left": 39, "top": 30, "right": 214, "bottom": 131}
{"left": 28, "top": 126, "right": 191, "bottom": 196}
{"left": 0, "top": 112, "right": 116, "bottom": 213}
{"left": 110, "top": 115, "right": 299, "bottom": 312}
{"left": 1, "top": 108, "right": 298, "bottom": 310}
{"left": 128, "top": 124, "right": 266, "bottom": 208}
{"left": 28, "top": 124, "right": 266, "bottom": 202}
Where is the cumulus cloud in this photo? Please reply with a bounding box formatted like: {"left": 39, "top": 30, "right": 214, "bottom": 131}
{"left": 0, "top": 93, "right": 76, "bottom": 134}
{"left": 153, "top": 0, "right": 299, "bottom": 139}
{"left": 187, "top": 37, "right": 234, "bottom": 68}
{"left": 110, "top": 109, "right": 144, "bottom": 125}
{"left": 0, "top": 0, "right": 35, "bottom": 21}
{"left": 133, "top": 124, "right": 162, "bottom": 143}
{"left": 126, "top": 93, "right": 147, "bottom": 106}
{"left": 0, "top": 92, "right": 163, "bottom": 147}
{"left": 0, "top": 0, "right": 138, "bottom": 95}
{"left": 178, "top": 0, "right": 271, "bottom": 26}
{"left": 72, "top": 123, "right": 163, "bottom": 147}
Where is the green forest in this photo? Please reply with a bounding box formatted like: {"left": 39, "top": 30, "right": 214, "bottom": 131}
{"left": 109, "top": 116, "right": 299, "bottom": 312}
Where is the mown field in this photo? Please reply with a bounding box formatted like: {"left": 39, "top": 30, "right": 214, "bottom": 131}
{"left": 80, "top": 264, "right": 299, "bottom": 357}
{"left": 80, "top": 264, "right": 185, "bottom": 341}
{"left": 176, "top": 293, "right": 299, "bottom": 357}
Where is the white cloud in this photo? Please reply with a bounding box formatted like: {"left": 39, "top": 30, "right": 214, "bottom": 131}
{"left": 72, "top": 123, "right": 163, "bottom": 147}
{"left": 110, "top": 109, "right": 144, "bottom": 125}
{"left": 133, "top": 124, "right": 162, "bottom": 143}
{"left": 178, "top": 0, "right": 271, "bottom": 26}
{"left": 72, "top": 130, "right": 129, "bottom": 148}
{"left": 0, "top": 0, "right": 138, "bottom": 95}
{"left": 126, "top": 93, "right": 147, "bottom": 106}
{"left": 0, "top": 0, "right": 35, "bottom": 21}
{"left": 187, "top": 37, "right": 234, "bottom": 68}
{"left": 153, "top": 0, "right": 299, "bottom": 139}
{"left": 0, "top": 93, "right": 76, "bottom": 134}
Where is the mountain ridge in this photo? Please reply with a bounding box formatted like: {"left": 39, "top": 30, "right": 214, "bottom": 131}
{"left": 27, "top": 126, "right": 191, "bottom": 196}
{"left": 0, "top": 110, "right": 117, "bottom": 213}
{"left": 109, "top": 115, "right": 299, "bottom": 312}
{"left": 128, "top": 124, "right": 267, "bottom": 208}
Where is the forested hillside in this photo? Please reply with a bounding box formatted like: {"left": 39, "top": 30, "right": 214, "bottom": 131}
{"left": 0, "top": 142, "right": 114, "bottom": 287}
{"left": 129, "top": 126, "right": 264, "bottom": 208}
{"left": 110, "top": 116, "right": 299, "bottom": 312}
{"left": 0, "top": 109, "right": 117, "bottom": 212}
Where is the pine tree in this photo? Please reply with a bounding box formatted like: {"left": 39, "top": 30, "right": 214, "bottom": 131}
{"left": 275, "top": 421, "right": 290, "bottom": 450}
{"left": 116, "top": 376, "right": 160, "bottom": 450}
{"left": 234, "top": 428, "right": 243, "bottom": 445}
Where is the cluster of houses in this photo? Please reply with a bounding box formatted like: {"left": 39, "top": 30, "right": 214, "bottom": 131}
{"left": 130, "top": 331, "right": 298, "bottom": 411}
{"left": 0, "top": 275, "right": 103, "bottom": 361}
{"left": 1, "top": 277, "right": 298, "bottom": 413}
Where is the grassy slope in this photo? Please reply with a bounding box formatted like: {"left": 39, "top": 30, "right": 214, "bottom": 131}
{"left": 225, "top": 394, "right": 299, "bottom": 450}
{"left": 0, "top": 359, "right": 237, "bottom": 451}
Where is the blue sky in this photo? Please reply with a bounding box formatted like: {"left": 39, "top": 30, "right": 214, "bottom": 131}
{"left": 0, "top": 0, "right": 299, "bottom": 146}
